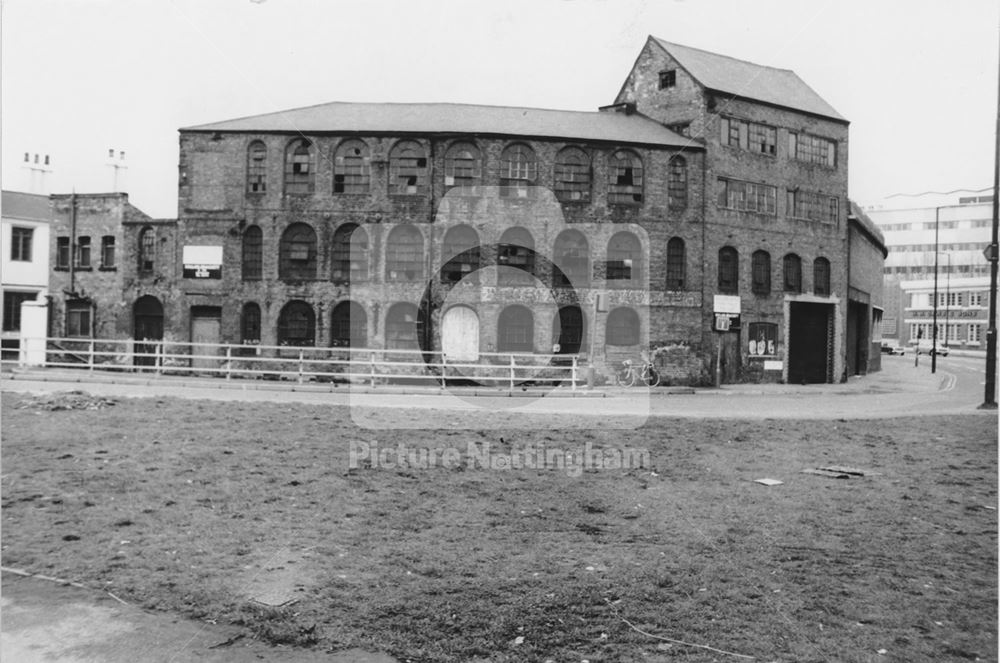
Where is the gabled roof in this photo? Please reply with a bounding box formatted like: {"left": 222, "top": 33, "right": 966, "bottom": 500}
{"left": 182, "top": 102, "right": 697, "bottom": 149}
{"left": 651, "top": 38, "right": 846, "bottom": 123}
{"left": 1, "top": 190, "right": 52, "bottom": 222}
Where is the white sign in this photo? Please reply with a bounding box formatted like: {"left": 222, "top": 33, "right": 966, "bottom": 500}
{"left": 763, "top": 360, "right": 783, "bottom": 371}
{"left": 183, "top": 245, "right": 223, "bottom": 266}
{"left": 713, "top": 294, "right": 741, "bottom": 314}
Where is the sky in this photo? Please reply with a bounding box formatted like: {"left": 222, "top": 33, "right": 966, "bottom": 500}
{"left": 2, "top": 0, "right": 997, "bottom": 219}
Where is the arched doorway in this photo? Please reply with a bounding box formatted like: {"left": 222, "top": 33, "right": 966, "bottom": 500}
{"left": 133, "top": 295, "right": 164, "bottom": 367}
{"left": 442, "top": 305, "right": 479, "bottom": 361}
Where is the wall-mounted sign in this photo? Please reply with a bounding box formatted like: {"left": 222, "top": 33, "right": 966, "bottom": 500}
{"left": 713, "top": 294, "right": 741, "bottom": 314}
{"left": 183, "top": 245, "right": 223, "bottom": 279}
{"left": 763, "top": 360, "right": 783, "bottom": 371}
{"left": 714, "top": 313, "right": 741, "bottom": 331}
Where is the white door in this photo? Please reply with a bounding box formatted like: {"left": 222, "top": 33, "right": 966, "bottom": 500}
{"left": 442, "top": 306, "right": 479, "bottom": 361}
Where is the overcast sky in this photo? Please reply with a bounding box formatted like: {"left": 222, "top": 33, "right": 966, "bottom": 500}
{"left": 2, "top": 0, "right": 997, "bottom": 218}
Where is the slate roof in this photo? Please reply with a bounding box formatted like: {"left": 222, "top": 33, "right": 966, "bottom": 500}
{"left": 1, "top": 190, "right": 52, "bottom": 222}
{"left": 183, "top": 102, "right": 696, "bottom": 148}
{"left": 652, "top": 38, "right": 846, "bottom": 123}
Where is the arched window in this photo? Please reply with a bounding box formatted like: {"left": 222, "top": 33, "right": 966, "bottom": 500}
{"left": 385, "top": 303, "right": 419, "bottom": 350}
{"left": 666, "top": 237, "right": 685, "bottom": 290}
{"left": 333, "top": 139, "right": 370, "bottom": 194}
{"left": 552, "top": 305, "right": 584, "bottom": 354}
{"left": 138, "top": 226, "right": 155, "bottom": 273}
{"left": 608, "top": 150, "right": 644, "bottom": 205}
{"left": 331, "top": 301, "right": 366, "bottom": 347}
{"left": 241, "top": 302, "right": 261, "bottom": 344}
{"left": 500, "top": 143, "right": 537, "bottom": 198}
{"left": 497, "top": 227, "right": 535, "bottom": 285}
{"left": 284, "top": 139, "right": 314, "bottom": 195}
{"left": 814, "top": 257, "right": 831, "bottom": 296}
{"left": 497, "top": 305, "right": 534, "bottom": 352}
{"left": 279, "top": 223, "right": 317, "bottom": 281}
{"left": 331, "top": 223, "right": 368, "bottom": 282}
{"left": 751, "top": 250, "right": 771, "bottom": 295}
{"left": 718, "top": 247, "right": 739, "bottom": 294}
{"left": 554, "top": 147, "right": 591, "bottom": 202}
{"left": 553, "top": 230, "right": 589, "bottom": 288}
{"left": 277, "top": 300, "right": 315, "bottom": 346}
{"left": 247, "top": 141, "right": 267, "bottom": 194}
{"left": 606, "top": 307, "right": 640, "bottom": 345}
{"left": 441, "top": 225, "right": 480, "bottom": 283}
{"left": 242, "top": 225, "right": 263, "bottom": 281}
{"left": 607, "top": 231, "right": 642, "bottom": 285}
{"left": 444, "top": 142, "right": 481, "bottom": 193}
{"left": 668, "top": 155, "right": 687, "bottom": 210}
{"left": 783, "top": 253, "right": 802, "bottom": 293}
{"left": 389, "top": 140, "right": 428, "bottom": 195}
{"left": 385, "top": 225, "right": 424, "bottom": 281}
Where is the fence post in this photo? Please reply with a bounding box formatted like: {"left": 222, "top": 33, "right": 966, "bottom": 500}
{"left": 571, "top": 355, "right": 577, "bottom": 391}
{"left": 370, "top": 353, "right": 376, "bottom": 387}
{"left": 155, "top": 343, "right": 163, "bottom": 375}
{"left": 298, "top": 349, "right": 304, "bottom": 384}
{"left": 509, "top": 354, "right": 515, "bottom": 391}
{"left": 88, "top": 340, "right": 95, "bottom": 372}
{"left": 226, "top": 345, "right": 232, "bottom": 381}
{"left": 440, "top": 352, "right": 447, "bottom": 388}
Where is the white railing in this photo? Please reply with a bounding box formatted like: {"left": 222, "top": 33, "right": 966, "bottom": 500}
{"left": 4, "top": 337, "right": 585, "bottom": 391}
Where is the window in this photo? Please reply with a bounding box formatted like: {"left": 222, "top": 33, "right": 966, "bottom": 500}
{"left": 718, "top": 178, "right": 777, "bottom": 214}
{"left": 331, "top": 301, "right": 366, "bottom": 347}
{"left": 608, "top": 150, "right": 644, "bottom": 205}
{"left": 441, "top": 225, "right": 480, "bottom": 283}
{"left": 443, "top": 142, "right": 481, "bottom": 192}
{"left": 666, "top": 122, "right": 690, "bottom": 137}
{"left": 332, "top": 223, "right": 369, "bottom": 282}
{"left": 787, "top": 189, "right": 839, "bottom": 223}
{"left": 242, "top": 225, "right": 263, "bottom": 280}
{"left": 56, "top": 236, "right": 70, "bottom": 269}
{"left": 747, "top": 322, "right": 777, "bottom": 356}
{"left": 789, "top": 132, "right": 836, "bottom": 167}
{"left": 2, "top": 291, "right": 35, "bottom": 332}
{"left": 969, "top": 324, "right": 982, "bottom": 343}
{"left": 284, "top": 139, "right": 314, "bottom": 195}
{"left": 389, "top": 140, "right": 428, "bottom": 195}
{"left": 500, "top": 144, "right": 537, "bottom": 198}
{"left": 277, "top": 300, "right": 315, "bottom": 346}
{"left": 385, "top": 225, "right": 424, "bottom": 281}
{"left": 606, "top": 231, "right": 641, "bottom": 284}
{"left": 668, "top": 156, "right": 687, "bottom": 210}
{"left": 385, "top": 303, "right": 419, "bottom": 350}
{"left": 813, "top": 257, "right": 831, "bottom": 296}
{"left": 720, "top": 117, "right": 776, "bottom": 156}
{"left": 783, "top": 254, "right": 802, "bottom": 293}
{"left": 75, "top": 236, "right": 91, "bottom": 268}
{"left": 718, "top": 247, "right": 739, "bottom": 294}
{"left": 553, "top": 230, "right": 589, "bottom": 288}
{"left": 10, "top": 227, "right": 32, "bottom": 261}
{"left": 241, "top": 303, "right": 261, "bottom": 344}
{"left": 554, "top": 147, "right": 591, "bottom": 202}
{"left": 606, "top": 307, "right": 639, "bottom": 345}
{"left": 497, "top": 305, "right": 534, "bottom": 352}
{"left": 666, "top": 237, "right": 685, "bottom": 290}
{"left": 139, "top": 227, "right": 155, "bottom": 273}
{"left": 497, "top": 227, "right": 535, "bottom": 285}
{"left": 751, "top": 250, "right": 771, "bottom": 295}
{"left": 334, "top": 139, "right": 370, "bottom": 194}
{"left": 278, "top": 223, "right": 317, "bottom": 281}
{"left": 101, "top": 236, "right": 116, "bottom": 269}
{"left": 970, "top": 292, "right": 985, "bottom": 307}
{"left": 247, "top": 141, "right": 266, "bottom": 193}
{"left": 66, "top": 300, "right": 92, "bottom": 338}
{"left": 658, "top": 70, "right": 676, "bottom": 89}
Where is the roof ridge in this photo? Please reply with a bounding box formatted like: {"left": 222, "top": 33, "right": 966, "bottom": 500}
{"left": 651, "top": 36, "right": 796, "bottom": 74}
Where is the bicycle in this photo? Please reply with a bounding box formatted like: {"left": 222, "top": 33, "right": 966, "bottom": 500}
{"left": 614, "top": 358, "right": 660, "bottom": 387}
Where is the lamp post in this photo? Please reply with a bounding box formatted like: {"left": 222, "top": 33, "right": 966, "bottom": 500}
{"left": 932, "top": 208, "right": 940, "bottom": 374}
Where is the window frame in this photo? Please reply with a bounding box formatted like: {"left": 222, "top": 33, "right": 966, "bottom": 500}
{"left": 718, "top": 247, "right": 739, "bottom": 294}
{"left": 553, "top": 146, "right": 592, "bottom": 203}
{"left": 10, "top": 226, "right": 32, "bottom": 262}
{"left": 284, "top": 138, "right": 315, "bottom": 196}
{"left": 242, "top": 225, "right": 263, "bottom": 281}
{"left": 607, "top": 149, "right": 644, "bottom": 206}
{"left": 499, "top": 143, "right": 537, "bottom": 198}
{"left": 666, "top": 237, "right": 686, "bottom": 290}
{"left": 783, "top": 254, "right": 802, "bottom": 293}
{"left": 747, "top": 322, "right": 778, "bottom": 357}
{"left": 813, "top": 257, "right": 831, "bottom": 296}
{"left": 247, "top": 140, "right": 267, "bottom": 194}
{"left": 718, "top": 178, "right": 777, "bottom": 215}
{"left": 751, "top": 250, "right": 771, "bottom": 295}
{"left": 333, "top": 139, "right": 371, "bottom": 195}
{"left": 389, "top": 140, "right": 429, "bottom": 196}
{"left": 100, "top": 236, "right": 116, "bottom": 269}
{"left": 605, "top": 307, "right": 640, "bottom": 346}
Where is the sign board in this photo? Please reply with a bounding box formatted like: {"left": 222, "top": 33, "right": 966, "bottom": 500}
{"left": 984, "top": 243, "right": 998, "bottom": 262}
{"left": 183, "top": 245, "right": 223, "bottom": 279}
{"left": 713, "top": 294, "right": 741, "bottom": 314}
{"left": 714, "top": 313, "right": 741, "bottom": 331}
{"left": 763, "top": 360, "right": 783, "bottom": 371}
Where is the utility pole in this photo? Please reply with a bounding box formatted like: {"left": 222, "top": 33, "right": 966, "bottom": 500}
{"left": 932, "top": 207, "right": 940, "bottom": 374}
{"left": 982, "top": 28, "right": 1000, "bottom": 409}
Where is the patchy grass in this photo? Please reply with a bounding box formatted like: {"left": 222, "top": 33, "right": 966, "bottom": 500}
{"left": 1, "top": 392, "right": 996, "bottom": 662}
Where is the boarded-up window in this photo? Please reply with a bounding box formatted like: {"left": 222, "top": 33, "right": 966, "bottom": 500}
{"left": 554, "top": 147, "right": 591, "bottom": 202}
{"left": 498, "top": 305, "right": 534, "bottom": 352}
{"left": 553, "top": 230, "right": 589, "bottom": 288}
{"left": 751, "top": 250, "right": 771, "bottom": 295}
{"left": 718, "top": 247, "right": 739, "bottom": 294}
{"left": 334, "top": 139, "right": 370, "bottom": 194}
{"left": 500, "top": 144, "right": 537, "bottom": 198}
{"left": 284, "top": 139, "right": 314, "bottom": 195}
{"left": 444, "top": 142, "right": 481, "bottom": 193}
{"left": 247, "top": 141, "right": 267, "bottom": 193}
{"left": 242, "top": 225, "right": 263, "bottom": 281}
{"left": 608, "top": 150, "right": 643, "bottom": 205}
{"left": 666, "top": 237, "right": 685, "bottom": 290}
{"left": 606, "top": 307, "right": 639, "bottom": 345}
{"left": 279, "top": 223, "right": 317, "bottom": 281}
{"left": 813, "top": 257, "right": 831, "bottom": 296}
{"left": 783, "top": 254, "right": 802, "bottom": 293}
{"left": 277, "top": 300, "right": 315, "bottom": 346}
{"left": 389, "top": 141, "right": 428, "bottom": 196}
{"left": 385, "top": 225, "right": 424, "bottom": 281}
{"left": 668, "top": 156, "right": 687, "bottom": 210}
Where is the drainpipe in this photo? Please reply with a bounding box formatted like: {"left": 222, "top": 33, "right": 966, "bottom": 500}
{"left": 69, "top": 192, "right": 77, "bottom": 295}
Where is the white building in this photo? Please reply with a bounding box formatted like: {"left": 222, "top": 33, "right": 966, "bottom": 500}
{"left": 2, "top": 190, "right": 51, "bottom": 357}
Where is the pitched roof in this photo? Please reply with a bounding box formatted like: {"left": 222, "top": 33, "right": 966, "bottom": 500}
{"left": 849, "top": 200, "right": 888, "bottom": 258}
{"left": 652, "top": 38, "right": 846, "bottom": 123}
{"left": 1, "top": 190, "right": 52, "bottom": 222}
{"left": 182, "top": 102, "right": 697, "bottom": 149}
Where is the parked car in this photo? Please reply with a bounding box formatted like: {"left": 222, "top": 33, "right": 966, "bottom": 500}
{"left": 916, "top": 340, "right": 950, "bottom": 357}
{"left": 880, "top": 342, "right": 906, "bottom": 355}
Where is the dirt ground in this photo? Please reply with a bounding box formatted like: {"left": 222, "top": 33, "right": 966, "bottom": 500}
{"left": 1, "top": 391, "right": 996, "bottom": 662}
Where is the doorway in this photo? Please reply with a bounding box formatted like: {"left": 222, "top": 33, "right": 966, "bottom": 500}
{"left": 788, "top": 302, "right": 834, "bottom": 384}
{"left": 133, "top": 295, "right": 164, "bottom": 367}
{"left": 190, "top": 306, "right": 222, "bottom": 370}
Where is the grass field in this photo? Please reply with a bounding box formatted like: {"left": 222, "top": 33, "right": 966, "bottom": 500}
{"left": 1, "top": 391, "right": 996, "bottom": 662}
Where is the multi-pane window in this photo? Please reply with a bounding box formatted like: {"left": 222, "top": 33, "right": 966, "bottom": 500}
{"left": 718, "top": 178, "right": 777, "bottom": 214}
{"left": 101, "top": 236, "right": 116, "bottom": 269}
{"left": 783, "top": 254, "right": 802, "bottom": 293}
{"left": 658, "top": 70, "right": 676, "bottom": 89}
{"left": 75, "top": 236, "right": 91, "bottom": 268}
{"left": 385, "top": 303, "right": 419, "bottom": 350}
{"left": 277, "top": 301, "right": 315, "bottom": 347}
{"left": 278, "top": 223, "right": 317, "bottom": 281}
{"left": 385, "top": 225, "right": 424, "bottom": 281}
{"left": 10, "top": 227, "right": 32, "bottom": 261}
{"left": 56, "top": 237, "right": 70, "bottom": 269}
{"left": 554, "top": 147, "right": 591, "bottom": 202}
{"left": 608, "top": 150, "right": 644, "bottom": 205}
{"left": 969, "top": 292, "right": 985, "bottom": 307}
{"left": 247, "top": 141, "right": 266, "bottom": 193}
{"left": 389, "top": 141, "right": 428, "bottom": 195}
{"left": 331, "top": 301, "right": 367, "bottom": 347}
{"left": 66, "top": 300, "right": 91, "bottom": 337}
{"left": 2, "top": 291, "right": 35, "bottom": 332}
{"left": 969, "top": 324, "right": 982, "bottom": 343}
{"left": 751, "top": 250, "right": 771, "bottom": 295}
{"left": 497, "top": 227, "right": 535, "bottom": 285}
{"left": 241, "top": 302, "right": 261, "bottom": 344}
{"left": 606, "top": 307, "right": 639, "bottom": 345}
{"left": 284, "top": 139, "right": 314, "bottom": 195}
{"left": 718, "top": 247, "right": 739, "bottom": 294}
{"left": 747, "top": 322, "right": 777, "bottom": 356}
{"left": 443, "top": 142, "right": 481, "bottom": 192}
{"left": 553, "top": 230, "right": 589, "bottom": 288}
{"left": 331, "top": 223, "right": 369, "bottom": 282}
{"left": 666, "top": 237, "right": 685, "bottom": 290}
{"left": 497, "top": 305, "right": 534, "bottom": 352}
{"left": 813, "top": 257, "right": 831, "bottom": 295}
{"left": 787, "top": 189, "right": 839, "bottom": 223}
{"left": 606, "top": 231, "right": 641, "bottom": 284}
{"left": 440, "top": 225, "right": 479, "bottom": 284}
{"left": 500, "top": 144, "right": 537, "bottom": 198}
{"left": 789, "top": 132, "right": 836, "bottom": 167}
{"left": 139, "top": 227, "right": 155, "bottom": 273}
{"left": 668, "top": 156, "right": 687, "bottom": 210}
{"left": 333, "top": 139, "right": 370, "bottom": 194}
{"left": 720, "top": 117, "right": 776, "bottom": 156}
{"left": 242, "top": 226, "right": 263, "bottom": 281}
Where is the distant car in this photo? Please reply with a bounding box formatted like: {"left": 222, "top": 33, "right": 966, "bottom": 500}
{"left": 880, "top": 342, "right": 905, "bottom": 355}
{"left": 916, "top": 340, "right": 950, "bottom": 357}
